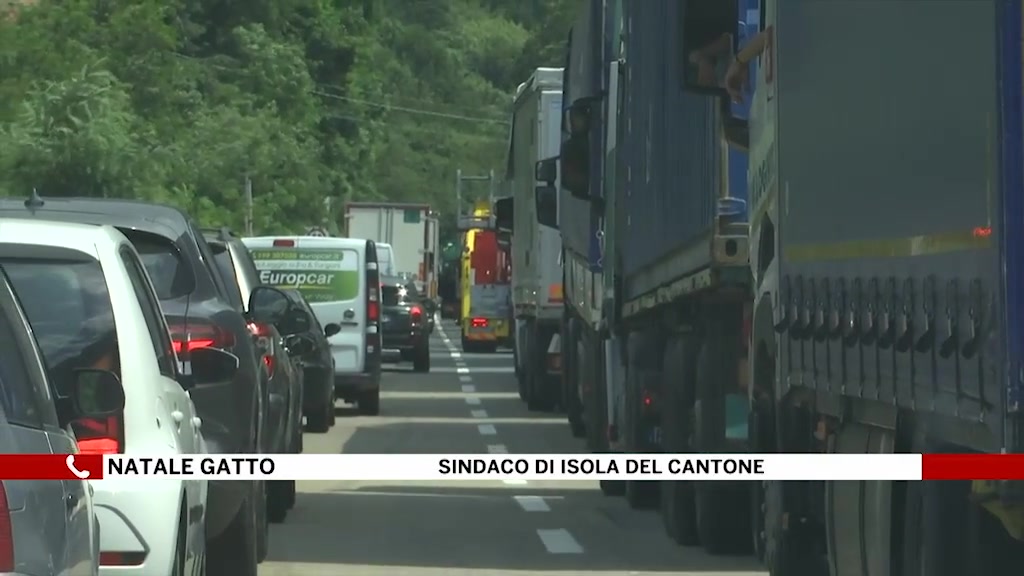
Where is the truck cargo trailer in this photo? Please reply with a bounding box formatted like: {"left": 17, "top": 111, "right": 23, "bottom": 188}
{"left": 734, "top": 0, "right": 1024, "bottom": 574}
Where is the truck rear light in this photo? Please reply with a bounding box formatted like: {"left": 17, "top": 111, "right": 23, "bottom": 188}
{"left": 75, "top": 414, "right": 124, "bottom": 455}
{"left": 410, "top": 306, "right": 423, "bottom": 323}
{"left": 0, "top": 482, "right": 14, "bottom": 571}
{"left": 471, "top": 317, "right": 488, "bottom": 328}
{"left": 168, "top": 322, "right": 235, "bottom": 356}
{"left": 273, "top": 239, "right": 295, "bottom": 247}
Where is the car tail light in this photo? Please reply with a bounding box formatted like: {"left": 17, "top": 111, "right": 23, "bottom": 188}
{"left": 75, "top": 414, "right": 123, "bottom": 455}
{"left": 471, "top": 317, "right": 488, "bottom": 328}
{"left": 410, "top": 305, "right": 422, "bottom": 324}
{"left": 273, "top": 239, "right": 295, "bottom": 247}
{"left": 168, "top": 322, "right": 235, "bottom": 357}
{"left": 0, "top": 482, "right": 13, "bottom": 571}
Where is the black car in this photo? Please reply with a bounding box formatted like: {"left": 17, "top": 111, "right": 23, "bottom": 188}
{"left": 380, "top": 276, "right": 431, "bottom": 372}
{"left": 203, "top": 228, "right": 305, "bottom": 523}
{"left": 0, "top": 196, "right": 267, "bottom": 575}
{"left": 280, "top": 288, "right": 339, "bottom": 428}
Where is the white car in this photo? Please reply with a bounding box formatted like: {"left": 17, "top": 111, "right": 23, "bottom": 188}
{"left": 0, "top": 219, "right": 238, "bottom": 576}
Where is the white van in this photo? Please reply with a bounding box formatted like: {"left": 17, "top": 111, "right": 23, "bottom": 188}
{"left": 242, "top": 236, "right": 383, "bottom": 415}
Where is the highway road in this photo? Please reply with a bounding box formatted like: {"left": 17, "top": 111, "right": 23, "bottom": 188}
{"left": 260, "top": 323, "right": 767, "bottom": 576}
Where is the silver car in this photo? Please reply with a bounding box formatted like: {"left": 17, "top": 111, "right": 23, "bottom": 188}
{"left": 0, "top": 263, "right": 125, "bottom": 576}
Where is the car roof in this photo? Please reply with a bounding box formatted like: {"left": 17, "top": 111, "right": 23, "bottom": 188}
{"left": 242, "top": 236, "right": 369, "bottom": 250}
{"left": 0, "top": 218, "right": 127, "bottom": 259}
{"left": 0, "top": 196, "right": 190, "bottom": 241}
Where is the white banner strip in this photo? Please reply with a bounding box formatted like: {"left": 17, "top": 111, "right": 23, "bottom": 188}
{"left": 102, "top": 454, "right": 925, "bottom": 481}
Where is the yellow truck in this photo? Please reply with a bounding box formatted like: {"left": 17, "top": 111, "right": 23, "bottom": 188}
{"left": 459, "top": 202, "right": 511, "bottom": 352}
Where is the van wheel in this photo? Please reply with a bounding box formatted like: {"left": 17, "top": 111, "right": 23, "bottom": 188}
{"left": 359, "top": 389, "right": 380, "bottom": 415}
{"left": 207, "top": 493, "right": 258, "bottom": 576}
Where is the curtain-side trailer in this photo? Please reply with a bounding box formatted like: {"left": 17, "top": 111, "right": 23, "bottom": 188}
{"left": 735, "top": 1, "right": 1024, "bottom": 574}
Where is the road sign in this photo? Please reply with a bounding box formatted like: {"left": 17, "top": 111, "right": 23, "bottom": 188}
{"left": 305, "top": 226, "right": 330, "bottom": 237}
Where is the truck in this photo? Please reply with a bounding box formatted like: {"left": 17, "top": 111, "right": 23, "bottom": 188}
{"left": 458, "top": 200, "right": 511, "bottom": 353}
{"left": 344, "top": 202, "right": 440, "bottom": 293}
{"left": 731, "top": 0, "right": 1024, "bottom": 574}
{"left": 551, "top": 0, "right": 757, "bottom": 555}
{"left": 498, "top": 67, "right": 566, "bottom": 412}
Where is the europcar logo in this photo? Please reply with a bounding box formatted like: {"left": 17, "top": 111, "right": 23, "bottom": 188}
{"left": 259, "top": 271, "right": 332, "bottom": 286}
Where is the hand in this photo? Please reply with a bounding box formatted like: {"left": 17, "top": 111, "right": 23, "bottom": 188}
{"left": 724, "top": 59, "right": 749, "bottom": 103}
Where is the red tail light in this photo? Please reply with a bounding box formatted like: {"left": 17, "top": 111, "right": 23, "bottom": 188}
{"left": 410, "top": 305, "right": 423, "bottom": 323}
{"left": 168, "top": 322, "right": 235, "bottom": 356}
{"left": 368, "top": 301, "right": 379, "bottom": 322}
{"left": 99, "top": 552, "right": 145, "bottom": 566}
{"left": 273, "top": 239, "right": 295, "bottom": 247}
{"left": 471, "top": 317, "right": 488, "bottom": 328}
{"left": 0, "top": 482, "right": 13, "bottom": 571}
{"left": 74, "top": 414, "right": 123, "bottom": 455}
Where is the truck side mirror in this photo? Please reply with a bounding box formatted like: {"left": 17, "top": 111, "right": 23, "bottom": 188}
{"left": 535, "top": 186, "right": 558, "bottom": 229}
{"left": 535, "top": 157, "right": 558, "bottom": 185}
{"left": 494, "top": 197, "right": 513, "bottom": 231}
{"left": 679, "top": 0, "right": 738, "bottom": 97}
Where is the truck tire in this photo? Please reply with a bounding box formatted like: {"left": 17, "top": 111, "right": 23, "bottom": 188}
{"left": 358, "top": 388, "right": 381, "bottom": 415}
{"left": 564, "top": 317, "right": 585, "bottom": 438}
{"left": 413, "top": 344, "right": 431, "bottom": 372}
{"left": 527, "top": 323, "right": 557, "bottom": 412}
{"left": 659, "top": 335, "right": 698, "bottom": 545}
{"left": 693, "top": 305, "right": 751, "bottom": 555}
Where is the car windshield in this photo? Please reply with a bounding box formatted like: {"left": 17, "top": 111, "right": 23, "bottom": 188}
{"left": 1, "top": 259, "right": 120, "bottom": 389}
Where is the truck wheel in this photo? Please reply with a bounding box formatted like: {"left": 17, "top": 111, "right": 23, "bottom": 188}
{"left": 527, "top": 324, "right": 556, "bottom": 412}
{"left": 358, "top": 388, "right": 381, "bottom": 416}
{"left": 461, "top": 335, "right": 475, "bottom": 353}
{"left": 623, "top": 330, "right": 660, "bottom": 509}
{"left": 565, "top": 317, "right": 585, "bottom": 438}
{"left": 625, "top": 481, "right": 659, "bottom": 509}
{"left": 693, "top": 305, "right": 751, "bottom": 555}
{"left": 660, "top": 336, "right": 698, "bottom": 545}
{"left": 600, "top": 479, "right": 626, "bottom": 496}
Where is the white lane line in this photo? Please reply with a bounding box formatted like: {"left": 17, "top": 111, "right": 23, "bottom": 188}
{"left": 450, "top": 351, "right": 462, "bottom": 358}
{"left": 465, "top": 397, "right": 481, "bottom": 405}
{"left": 487, "top": 444, "right": 508, "bottom": 454}
{"left": 514, "top": 496, "right": 550, "bottom": 512}
{"left": 477, "top": 424, "right": 497, "bottom": 435}
{"left": 470, "top": 409, "right": 488, "bottom": 418}
{"left": 537, "top": 529, "right": 584, "bottom": 554}
{"left": 459, "top": 375, "right": 473, "bottom": 382}
{"left": 503, "top": 479, "right": 528, "bottom": 485}
{"left": 461, "top": 384, "right": 476, "bottom": 393}
{"left": 457, "top": 367, "right": 470, "bottom": 374}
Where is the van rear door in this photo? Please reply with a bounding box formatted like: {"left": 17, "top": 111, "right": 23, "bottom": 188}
{"left": 248, "top": 238, "right": 366, "bottom": 374}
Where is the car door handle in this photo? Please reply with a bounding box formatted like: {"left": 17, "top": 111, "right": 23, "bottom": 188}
{"left": 171, "top": 410, "right": 184, "bottom": 427}
{"left": 192, "top": 417, "right": 202, "bottom": 429}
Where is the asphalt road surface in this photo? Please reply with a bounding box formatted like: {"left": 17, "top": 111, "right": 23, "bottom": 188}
{"left": 260, "top": 322, "right": 768, "bottom": 576}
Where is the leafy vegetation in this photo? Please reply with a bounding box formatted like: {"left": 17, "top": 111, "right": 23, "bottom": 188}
{"left": 0, "top": 0, "right": 575, "bottom": 238}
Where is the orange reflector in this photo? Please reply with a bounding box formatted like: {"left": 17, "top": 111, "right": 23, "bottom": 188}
{"left": 548, "top": 283, "right": 563, "bottom": 302}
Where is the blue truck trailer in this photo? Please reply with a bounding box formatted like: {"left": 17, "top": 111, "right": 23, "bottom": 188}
{"left": 550, "top": 0, "right": 758, "bottom": 556}
{"left": 734, "top": 0, "right": 1024, "bottom": 574}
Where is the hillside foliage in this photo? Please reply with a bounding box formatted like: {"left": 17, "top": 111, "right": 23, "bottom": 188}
{"left": 0, "top": 0, "right": 575, "bottom": 238}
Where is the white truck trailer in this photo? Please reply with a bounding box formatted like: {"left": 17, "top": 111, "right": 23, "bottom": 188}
{"left": 344, "top": 202, "right": 440, "bottom": 297}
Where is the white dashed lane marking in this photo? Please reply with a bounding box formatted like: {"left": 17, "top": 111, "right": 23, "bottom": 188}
{"left": 457, "top": 367, "right": 470, "bottom": 374}
{"left": 459, "top": 375, "right": 473, "bottom": 382}
{"left": 461, "top": 384, "right": 476, "bottom": 393}
{"left": 470, "top": 409, "right": 488, "bottom": 418}
{"left": 514, "top": 495, "right": 550, "bottom": 512}
{"left": 487, "top": 444, "right": 508, "bottom": 454}
{"left": 537, "top": 529, "right": 584, "bottom": 554}
{"left": 465, "top": 397, "right": 481, "bottom": 405}
{"left": 502, "top": 479, "right": 528, "bottom": 485}
{"left": 477, "top": 424, "right": 497, "bottom": 435}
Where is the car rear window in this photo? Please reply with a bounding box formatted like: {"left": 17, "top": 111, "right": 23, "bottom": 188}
{"left": 210, "top": 245, "right": 245, "bottom": 312}
{"left": 382, "top": 285, "right": 400, "bottom": 306}
{"left": 130, "top": 234, "right": 190, "bottom": 300}
{"left": 249, "top": 246, "right": 361, "bottom": 303}
{"left": 2, "top": 259, "right": 120, "bottom": 387}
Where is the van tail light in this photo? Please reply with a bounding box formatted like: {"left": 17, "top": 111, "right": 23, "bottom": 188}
{"left": 471, "top": 317, "right": 488, "bottom": 328}
{"left": 168, "top": 321, "right": 235, "bottom": 357}
{"left": 0, "top": 482, "right": 14, "bottom": 571}
{"left": 248, "top": 322, "right": 275, "bottom": 377}
{"left": 368, "top": 300, "right": 379, "bottom": 322}
{"left": 273, "top": 239, "right": 295, "bottom": 247}
{"left": 74, "top": 414, "right": 124, "bottom": 455}
{"left": 410, "top": 306, "right": 423, "bottom": 324}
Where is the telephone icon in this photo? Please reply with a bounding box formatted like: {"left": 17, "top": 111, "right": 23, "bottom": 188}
{"left": 66, "top": 455, "right": 90, "bottom": 479}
